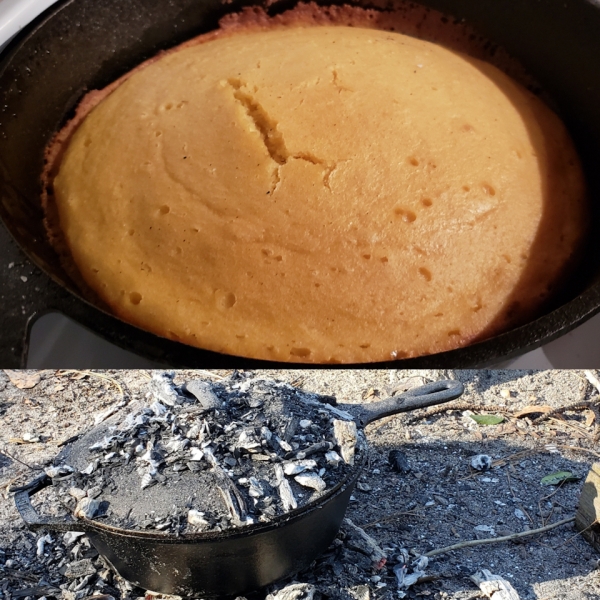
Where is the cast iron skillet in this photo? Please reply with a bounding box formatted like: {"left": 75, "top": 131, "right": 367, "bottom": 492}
{"left": 12, "top": 379, "right": 464, "bottom": 597}
{"left": 1, "top": 0, "right": 600, "bottom": 368}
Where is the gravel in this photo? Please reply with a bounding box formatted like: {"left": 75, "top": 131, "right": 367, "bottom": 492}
{"left": 2, "top": 369, "right": 600, "bottom": 600}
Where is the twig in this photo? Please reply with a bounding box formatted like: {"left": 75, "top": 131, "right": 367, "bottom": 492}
{"left": 60, "top": 369, "right": 125, "bottom": 400}
{"left": 0, "top": 448, "right": 40, "bottom": 471}
{"left": 423, "top": 516, "right": 575, "bottom": 558}
{"left": 506, "top": 471, "right": 517, "bottom": 500}
{"left": 546, "top": 444, "right": 600, "bottom": 460}
{"left": 547, "top": 417, "right": 593, "bottom": 439}
{"left": 538, "top": 481, "right": 568, "bottom": 526}
{"left": 404, "top": 401, "right": 509, "bottom": 425}
{"left": 492, "top": 449, "right": 535, "bottom": 469}
{"left": 532, "top": 398, "right": 597, "bottom": 424}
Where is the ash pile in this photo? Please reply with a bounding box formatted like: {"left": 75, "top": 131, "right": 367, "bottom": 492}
{"left": 45, "top": 373, "right": 364, "bottom": 533}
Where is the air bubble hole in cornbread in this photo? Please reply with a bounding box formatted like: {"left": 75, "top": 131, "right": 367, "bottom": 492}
{"left": 42, "top": 2, "right": 588, "bottom": 363}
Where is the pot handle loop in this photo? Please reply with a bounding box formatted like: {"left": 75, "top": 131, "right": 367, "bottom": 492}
{"left": 344, "top": 379, "right": 464, "bottom": 427}
{"left": 11, "top": 474, "right": 91, "bottom": 532}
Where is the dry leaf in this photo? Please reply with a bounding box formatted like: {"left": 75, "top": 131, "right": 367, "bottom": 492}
{"left": 4, "top": 370, "right": 42, "bottom": 389}
{"left": 513, "top": 405, "right": 553, "bottom": 418}
{"left": 498, "top": 423, "right": 518, "bottom": 436}
{"left": 584, "top": 409, "right": 596, "bottom": 428}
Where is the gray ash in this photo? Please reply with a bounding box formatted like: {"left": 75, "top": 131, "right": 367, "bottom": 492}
{"left": 47, "top": 373, "right": 363, "bottom": 534}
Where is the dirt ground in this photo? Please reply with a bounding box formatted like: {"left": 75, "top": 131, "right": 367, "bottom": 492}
{"left": 1, "top": 369, "right": 600, "bottom": 600}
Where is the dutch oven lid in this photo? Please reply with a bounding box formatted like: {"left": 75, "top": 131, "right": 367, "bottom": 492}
{"left": 44, "top": 375, "right": 462, "bottom": 538}
{"left": 50, "top": 374, "right": 368, "bottom": 537}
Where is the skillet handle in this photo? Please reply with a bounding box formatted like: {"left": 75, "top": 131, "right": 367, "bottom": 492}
{"left": 11, "top": 474, "right": 90, "bottom": 533}
{"left": 341, "top": 380, "right": 464, "bottom": 427}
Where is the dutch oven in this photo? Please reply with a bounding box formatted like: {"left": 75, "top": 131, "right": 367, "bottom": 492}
{"left": 12, "top": 379, "right": 464, "bottom": 597}
{"left": 1, "top": 0, "right": 600, "bottom": 368}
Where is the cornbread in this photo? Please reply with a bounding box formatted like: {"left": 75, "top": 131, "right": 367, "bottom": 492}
{"left": 43, "top": 4, "right": 588, "bottom": 363}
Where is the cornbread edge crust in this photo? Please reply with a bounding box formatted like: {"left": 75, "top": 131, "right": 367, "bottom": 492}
{"left": 42, "top": 2, "right": 589, "bottom": 363}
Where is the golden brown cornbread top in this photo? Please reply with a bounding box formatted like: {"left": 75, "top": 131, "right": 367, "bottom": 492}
{"left": 43, "top": 3, "right": 588, "bottom": 363}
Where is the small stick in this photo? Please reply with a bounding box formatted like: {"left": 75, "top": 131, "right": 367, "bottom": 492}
{"left": 60, "top": 369, "right": 125, "bottom": 400}
{"left": 0, "top": 448, "right": 40, "bottom": 471}
{"left": 404, "top": 402, "right": 510, "bottom": 425}
{"left": 492, "top": 449, "right": 536, "bottom": 469}
{"left": 547, "top": 417, "right": 593, "bottom": 439}
{"left": 548, "top": 444, "right": 600, "bottom": 460}
{"left": 423, "top": 516, "right": 575, "bottom": 558}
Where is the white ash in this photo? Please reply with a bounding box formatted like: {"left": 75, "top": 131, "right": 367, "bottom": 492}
{"left": 147, "top": 371, "right": 181, "bottom": 407}
{"left": 187, "top": 509, "right": 210, "bottom": 529}
{"left": 47, "top": 375, "right": 363, "bottom": 534}
{"left": 36, "top": 533, "right": 52, "bottom": 557}
{"left": 283, "top": 459, "right": 318, "bottom": 475}
{"left": 45, "top": 464, "right": 74, "bottom": 479}
{"left": 266, "top": 583, "right": 317, "bottom": 600}
{"left": 68, "top": 487, "right": 87, "bottom": 500}
{"left": 325, "top": 450, "right": 343, "bottom": 467}
{"left": 63, "top": 532, "right": 86, "bottom": 545}
{"left": 294, "top": 473, "right": 327, "bottom": 492}
{"left": 275, "top": 464, "right": 298, "bottom": 512}
{"left": 471, "top": 454, "right": 493, "bottom": 471}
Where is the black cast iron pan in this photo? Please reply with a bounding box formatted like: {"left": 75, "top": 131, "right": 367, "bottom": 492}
{"left": 2, "top": 0, "right": 600, "bottom": 368}
{"left": 12, "top": 379, "right": 464, "bottom": 597}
